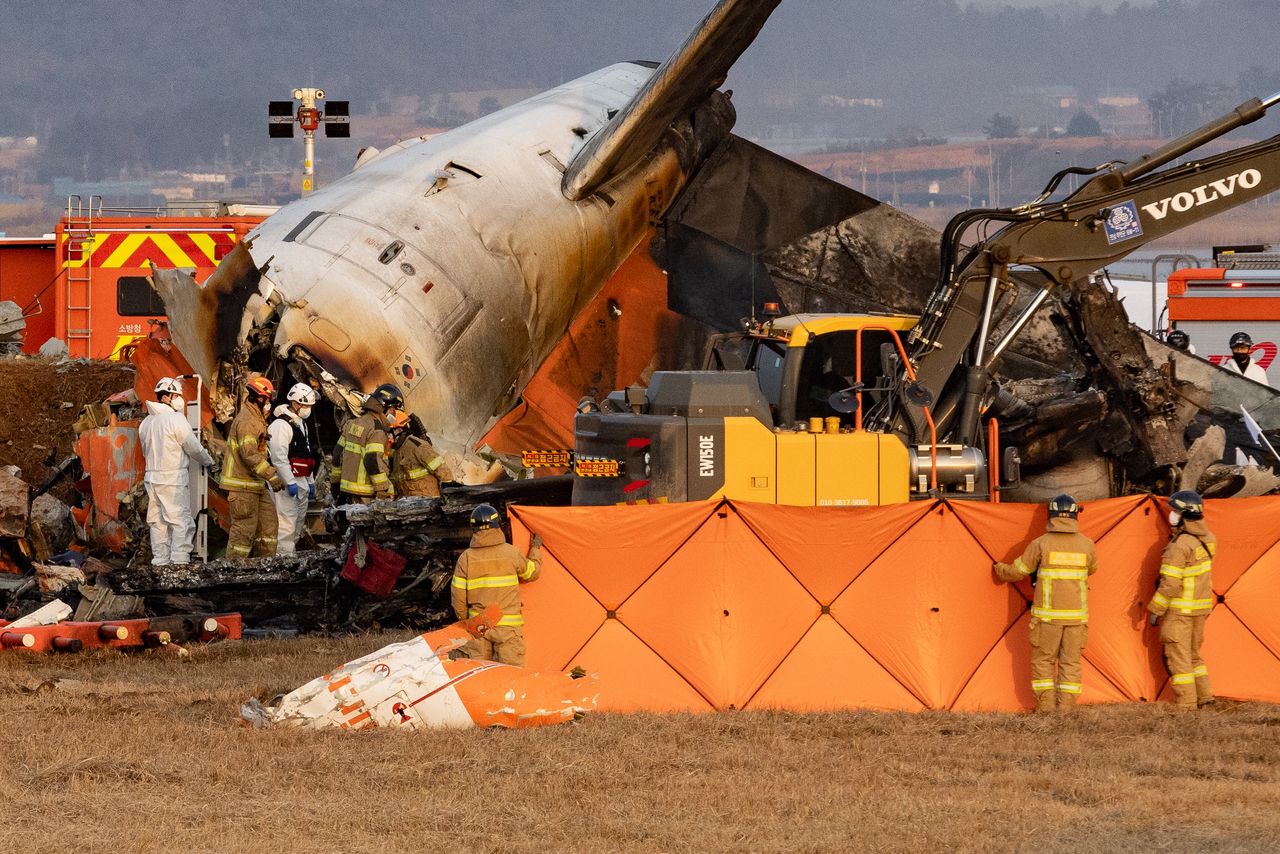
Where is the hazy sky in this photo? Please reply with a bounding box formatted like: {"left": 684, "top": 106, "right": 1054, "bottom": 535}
{"left": 965, "top": 0, "right": 1155, "bottom": 6}
{"left": 1, "top": 0, "right": 1276, "bottom": 197}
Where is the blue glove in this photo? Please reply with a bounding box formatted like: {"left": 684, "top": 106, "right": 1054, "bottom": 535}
{"left": 308, "top": 482, "right": 316, "bottom": 500}
{"left": 286, "top": 483, "right": 301, "bottom": 498}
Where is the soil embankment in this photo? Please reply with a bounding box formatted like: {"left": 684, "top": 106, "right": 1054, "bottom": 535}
{"left": 0, "top": 357, "right": 134, "bottom": 496}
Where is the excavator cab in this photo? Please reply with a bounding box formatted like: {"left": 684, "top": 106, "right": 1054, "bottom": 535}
{"left": 703, "top": 315, "right": 908, "bottom": 430}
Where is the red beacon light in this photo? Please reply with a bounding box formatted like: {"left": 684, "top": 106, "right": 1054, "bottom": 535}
{"left": 761, "top": 301, "right": 782, "bottom": 318}
{"left": 298, "top": 107, "right": 320, "bottom": 132}
{"left": 1228, "top": 281, "right": 1246, "bottom": 288}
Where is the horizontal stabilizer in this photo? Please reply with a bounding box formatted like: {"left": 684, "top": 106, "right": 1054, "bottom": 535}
{"left": 562, "top": 0, "right": 782, "bottom": 201}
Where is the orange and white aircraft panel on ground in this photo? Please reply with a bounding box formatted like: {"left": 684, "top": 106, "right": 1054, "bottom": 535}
{"left": 245, "top": 607, "right": 598, "bottom": 731}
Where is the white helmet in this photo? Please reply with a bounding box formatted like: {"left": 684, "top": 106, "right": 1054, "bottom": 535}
{"left": 286, "top": 383, "right": 319, "bottom": 405}
{"left": 154, "top": 377, "right": 183, "bottom": 397}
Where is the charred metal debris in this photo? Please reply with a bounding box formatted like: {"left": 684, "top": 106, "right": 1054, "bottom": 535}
{"left": 3, "top": 465, "right": 569, "bottom": 635}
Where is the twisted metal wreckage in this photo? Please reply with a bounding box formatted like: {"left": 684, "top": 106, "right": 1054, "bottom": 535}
{"left": 19, "top": 0, "right": 1280, "bottom": 632}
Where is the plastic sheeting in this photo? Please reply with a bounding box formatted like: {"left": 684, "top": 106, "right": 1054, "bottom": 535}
{"left": 511, "top": 496, "right": 1280, "bottom": 712}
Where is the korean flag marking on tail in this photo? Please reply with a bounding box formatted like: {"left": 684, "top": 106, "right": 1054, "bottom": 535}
{"left": 393, "top": 347, "right": 421, "bottom": 391}
{"left": 1104, "top": 200, "right": 1144, "bottom": 245}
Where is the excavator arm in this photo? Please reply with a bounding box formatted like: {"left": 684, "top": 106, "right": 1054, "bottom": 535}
{"left": 888, "top": 92, "right": 1280, "bottom": 450}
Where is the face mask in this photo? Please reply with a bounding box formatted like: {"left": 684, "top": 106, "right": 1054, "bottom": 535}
{"left": 1168, "top": 510, "right": 1182, "bottom": 527}
{"left": 298, "top": 406, "right": 313, "bottom": 419}
{"left": 1233, "top": 352, "right": 1251, "bottom": 369}
{"left": 169, "top": 396, "right": 185, "bottom": 412}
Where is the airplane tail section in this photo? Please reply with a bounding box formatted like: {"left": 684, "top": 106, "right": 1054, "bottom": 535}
{"left": 562, "top": 0, "right": 782, "bottom": 201}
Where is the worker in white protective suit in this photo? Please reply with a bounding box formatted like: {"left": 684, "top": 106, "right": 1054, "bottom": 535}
{"left": 267, "top": 383, "right": 322, "bottom": 553}
{"left": 138, "top": 377, "right": 214, "bottom": 566}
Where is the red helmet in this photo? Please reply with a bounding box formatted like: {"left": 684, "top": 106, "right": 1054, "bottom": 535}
{"left": 246, "top": 376, "right": 275, "bottom": 399}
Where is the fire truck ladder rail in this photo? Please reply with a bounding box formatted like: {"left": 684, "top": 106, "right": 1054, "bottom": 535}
{"left": 63, "top": 195, "right": 100, "bottom": 358}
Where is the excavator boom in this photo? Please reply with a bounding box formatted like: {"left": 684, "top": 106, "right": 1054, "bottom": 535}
{"left": 890, "top": 92, "right": 1280, "bottom": 449}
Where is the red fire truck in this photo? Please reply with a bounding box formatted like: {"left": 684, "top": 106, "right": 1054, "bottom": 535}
{"left": 0, "top": 235, "right": 57, "bottom": 349}
{"left": 1166, "top": 244, "right": 1280, "bottom": 373}
{"left": 52, "top": 197, "right": 267, "bottom": 359}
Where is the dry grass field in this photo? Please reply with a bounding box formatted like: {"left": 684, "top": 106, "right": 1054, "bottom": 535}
{"left": 2, "top": 635, "right": 1279, "bottom": 854}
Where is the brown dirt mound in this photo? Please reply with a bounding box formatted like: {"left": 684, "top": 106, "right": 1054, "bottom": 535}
{"left": 0, "top": 356, "right": 134, "bottom": 493}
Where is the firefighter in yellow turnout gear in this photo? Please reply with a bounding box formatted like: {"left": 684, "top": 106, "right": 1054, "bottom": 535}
{"left": 331, "top": 384, "right": 402, "bottom": 504}
{"left": 220, "top": 376, "right": 285, "bottom": 558}
{"left": 995, "top": 494, "right": 1099, "bottom": 712}
{"left": 387, "top": 410, "right": 454, "bottom": 498}
{"left": 1148, "top": 490, "right": 1216, "bottom": 709}
{"left": 451, "top": 504, "right": 542, "bottom": 666}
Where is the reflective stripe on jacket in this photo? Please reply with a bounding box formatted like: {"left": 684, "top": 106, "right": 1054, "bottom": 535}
{"left": 391, "top": 435, "right": 453, "bottom": 498}
{"left": 219, "top": 402, "right": 282, "bottom": 493}
{"left": 334, "top": 411, "right": 391, "bottom": 497}
{"left": 995, "top": 516, "right": 1098, "bottom": 625}
{"left": 1149, "top": 520, "right": 1216, "bottom": 617}
{"left": 451, "top": 527, "right": 542, "bottom": 627}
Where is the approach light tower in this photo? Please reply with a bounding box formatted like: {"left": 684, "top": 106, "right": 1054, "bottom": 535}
{"left": 268, "top": 88, "right": 350, "bottom": 196}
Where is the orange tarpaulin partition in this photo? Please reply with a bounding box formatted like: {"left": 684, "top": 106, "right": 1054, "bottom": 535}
{"left": 513, "top": 496, "right": 1280, "bottom": 713}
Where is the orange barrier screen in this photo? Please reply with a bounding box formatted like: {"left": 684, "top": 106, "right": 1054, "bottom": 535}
{"left": 511, "top": 497, "right": 1280, "bottom": 712}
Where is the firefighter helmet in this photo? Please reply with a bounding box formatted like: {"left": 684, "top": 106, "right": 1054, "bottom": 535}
{"left": 1169, "top": 490, "right": 1205, "bottom": 520}
{"left": 369, "top": 383, "right": 404, "bottom": 410}
{"left": 1229, "top": 331, "right": 1254, "bottom": 349}
{"left": 286, "top": 383, "right": 319, "bottom": 405}
{"left": 1048, "top": 493, "right": 1081, "bottom": 518}
{"left": 246, "top": 376, "right": 275, "bottom": 399}
{"left": 154, "top": 377, "right": 183, "bottom": 397}
{"left": 470, "top": 504, "right": 501, "bottom": 530}
{"left": 388, "top": 409, "right": 411, "bottom": 432}
{"left": 1166, "top": 329, "right": 1190, "bottom": 350}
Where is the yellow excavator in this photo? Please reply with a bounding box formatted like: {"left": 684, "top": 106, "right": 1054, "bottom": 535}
{"left": 573, "top": 90, "right": 1280, "bottom": 506}
{"left": 572, "top": 310, "right": 973, "bottom": 506}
